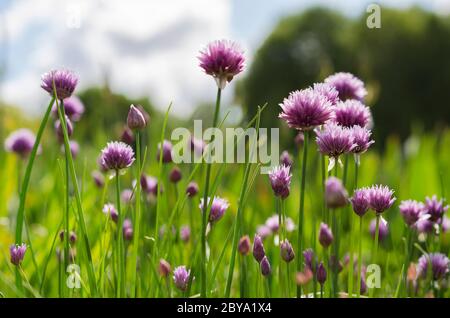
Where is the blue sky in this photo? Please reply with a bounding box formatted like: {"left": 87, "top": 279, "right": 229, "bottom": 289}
{"left": 0, "top": 0, "right": 448, "bottom": 116}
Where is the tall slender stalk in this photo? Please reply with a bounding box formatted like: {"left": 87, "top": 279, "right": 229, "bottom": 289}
{"left": 370, "top": 214, "right": 381, "bottom": 297}
{"left": 201, "top": 88, "right": 221, "bottom": 297}
{"left": 55, "top": 96, "right": 98, "bottom": 296}
{"left": 296, "top": 130, "right": 309, "bottom": 298}
{"left": 115, "top": 170, "right": 125, "bottom": 297}
{"left": 130, "top": 130, "right": 142, "bottom": 297}
{"left": 224, "top": 106, "right": 261, "bottom": 297}
{"left": 14, "top": 97, "right": 55, "bottom": 290}
{"left": 357, "top": 216, "right": 363, "bottom": 297}
{"left": 347, "top": 157, "right": 356, "bottom": 297}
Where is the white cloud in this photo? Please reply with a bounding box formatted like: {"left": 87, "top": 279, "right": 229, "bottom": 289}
{"left": 1, "top": 0, "right": 233, "bottom": 116}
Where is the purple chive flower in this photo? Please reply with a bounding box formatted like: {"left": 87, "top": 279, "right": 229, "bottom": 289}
{"left": 256, "top": 225, "right": 272, "bottom": 239}
{"left": 285, "top": 217, "right": 295, "bottom": 232}
{"left": 279, "top": 88, "right": 333, "bottom": 131}
{"left": 180, "top": 225, "right": 191, "bottom": 243}
{"left": 92, "top": 170, "right": 105, "bottom": 188}
{"left": 141, "top": 174, "right": 161, "bottom": 195}
{"left": 238, "top": 235, "right": 251, "bottom": 255}
{"left": 424, "top": 195, "right": 449, "bottom": 223}
{"left": 260, "top": 256, "right": 272, "bottom": 276}
{"left": 369, "top": 218, "right": 389, "bottom": 241}
{"left": 350, "top": 188, "right": 370, "bottom": 217}
{"left": 315, "top": 123, "right": 355, "bottom": 162}
{"left": 61, "top": 140, "right": 79, "bottom": 159}
{"left": 59, "top": 230, "right": 77, "bottom": 244}
{"left": 368, "top": 185, "right": 396, "bottom": 214}
{"left": 121, "top": 189, "right": 134, "bottom": 204}
{"left": 199, "top": 196, "right": 229, "bottom": 223}
{"left": 54, "top": 115, "right": 74, "bottom": 141}
{"left": 253, "top": 234, "right": 266, "bottom": 262}
{"left": 198, "top": 39, "right": 245, "bottom": 89}
{"left": 399, "top": 200, "right": 425, "bottom": 226}
{"left": 295, "top": 132, "right": 305, "bottom": 147}
{"left": 280, "top": 150, "right": 293, "bottom": 167}
{"left": 123, "top": 219, "right": 133, "bottom": 241}
{"left": 186, "top": 182, "right": 199, "bottom": 197}
{"left": 100, "top": 141, "right": 135, "bottom": 171}
{"left": 41, "top": 69, "right": 78, "bottom": 99}
{"left": 127, "top": 104, "right": 147, "bottom": 130}
{"left": 120, "top": 127, "right": 134, "bottom": 145}
{"left": 10, "top": 243, "right": 27, "bottom": 266}
{"left": 415, "top": 215, "right": 435, "bottom": 234}
{"left": 157, "top": 140, "right": 173, "bottom": 163}
{"left": 159, "top": 259, "right": 171, "bottom": 277}
{"left": 325, "top": 177, "right": 348, "bottom": 209}
{"left": 265, "top": 215, "right": 280, "bottom": 233}
{"left": 442, "top": 217, "right": 450, "bottom": 233}
{"left": 324, "top": 72, "right": 367, "bottom": 101}
{"left": 4, "top": 129, "right": 36, "bottom": 158}
{"left": 52, "top": 96, "right": 85, "bottom": 121}
{"left": 280, "top": 239, "right": 295, "bottom": 263}
{"left": 173, "top": 266, "right": 190, "bottom": 291}
{"left": 350, "top": 126, "right": 374, "bottom": 155}
{"left": 313, "top": 82, "right": 340, "bottom": 105}
{"left": 268, "top": 165, "right": 292, "bottom": 199}
{"left": 169, "top": 167, "right": 182, "bottom": 183}
{"left": 317, "top": 262, "right": 327, "bottom": 285}
{"left": 319, "top": 222, "right": 333, "bottom": 248}
{"left": 417, "top": 253, "right": 449, "bottom": 281}
{"left": 189, "top": 136, "right": 206, "bottom": 156}
{"left": 102, "top": 203, "right": 118, "bottom": 223}
{"left": 333, "top": 100, "right": 371, "bottom": 128}
{"left": 303, "top": 249, "right": 316, "bottom": 272}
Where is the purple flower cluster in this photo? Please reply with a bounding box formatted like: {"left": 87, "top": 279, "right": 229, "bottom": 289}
{"left": 324, "top": 72, "right": 367, "bottom": 101}
{"left": 315, "top": 123, "right": 355, "bottom": 159}
{"left": 52, "top": 96, "right": 85, "bottom": 122}
{"left": 319, "top": 222, "right": 333, "bottom": 248}
{"left": 256, "top": 214, "right": 295, "bottom": 239}
{"left": 416, "top": 253, "right": 449, "bottom": 281}
{"left": 268, "top": 165, "right": 292, "bottom": 199}
{"left": 100, "top": 141, "right": 135, "bottom": 171}
{"left": 199, "top": 196, "right": 229, "bottom": 223}
{"left": 325, "top": 177, "right": 348, "bottom": 209}
{"left": 41, "top": 69, "right": 78, "bottom": 99}
{"left": 198, "top": 39, "right": 245, "bottom": 89}
{"left": 173, "top": 266, "right": 191, "bottom": 291}
{"left": 333, "top": 100, "right": 371, "bottom": 128}
{"left": 367, "top": 185, "right": 396, "bottom": 214}
{"left": 4, "top": 129, "right": 37, "bottom": 158}
{"left": 10, "top": 243, "right": 27, "bottom": 266}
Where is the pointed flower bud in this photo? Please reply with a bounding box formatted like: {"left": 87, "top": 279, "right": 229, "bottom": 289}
{"left": 127, "top": 104, "right": 147, "bottom": 130}
{"left": 280, "top": 239, "right": 295, "bottom": 263}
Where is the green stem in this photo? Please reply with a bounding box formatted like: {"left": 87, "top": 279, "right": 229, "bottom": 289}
{"left": 347, "top": 158, "right": 357, "bottom": 297}
{"left": 224, "top": 106, "right": 261, "bottom": 297}
{"left": 115, "top": 170, "right": 125, "bottom": 297}
{"left": 201, "top": 88, "right": 221, "bottom": 297}
{"left": 357, "top": 216, "right": 363, "bottom": 297}
{"left": 296, "top": 129, "right": 309, "bottom": 298}
{"left": 130, "top": 130, "right": 141, "bottom": 297}
{"left": 370, "top": 214, "right": 381, "bottom": 298}
{"left": 14, "top": 97, "right": 55, "bottom": 290}
{"left": 56, "top": 96, "right": 98, "bottom": 296}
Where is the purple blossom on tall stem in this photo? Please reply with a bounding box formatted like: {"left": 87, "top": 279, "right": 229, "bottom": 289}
{"left": 180, "top": 226, "right": 191, "bottom": 243}
{"left": 10, "top": 243, "right": 27, "bottom": 266}
{"left": 159, "top": 259, "right": 171, "bottom": 277}
{"left": 52, "top": 96, "right": 84, "bottom": 121}
{"left": 325, "top": 177, "right": 348, "bottom": 209}
{"left": 424, "top": 195, "right": 448, "bottom": 223}
{"left": 120, "top": 127, "right": 134, "bottom": 145}
{"left": 313, "top": 82, "right": 340, "bottom": 105}
{"left": 319, "top": 222, "right": 333, "bottom": 248}
{"left": 324, "top": 72, "right": 367, "bottom": 101}
{"left": 198, "top": 39, "right": 245, "bottom": 89}
{"left": 279, "top": 150, "right": 293, "bottom": 167}
{"left": 268, "top": 165, "right": 292, "bottom": 199}
{"left": 416, "top": 253, "right": 449, "bottom": 281}
{"left": 102, "top": 203, "right": 119, "bottom": 223}
{"left": 61, "top": 140, "right": 79, "bottom": 159}
{"left": 55, "top": 115, "right": 73, "bottom": 142}
{"left": 92, "top": 170, "right": 105, "bottom": 188}
{"left": 141, "top": 174, "right": 161, "bottom": 196}
{"left": 350, "top": 126, "right": 374, "bottom": 160}
{"left": 199, "top": 196, "right": 229, "bottom": 223}
{"left": 127, "top": 104, "right": 147, "bottom": 130}
{"left": 303, "top": 249, "right": 316, "bottom": 272}
{"left": 123, "top": 219, "right": 133, "bottom": 241}
{"left": 253, "top": 234, "right": 266, "bottom": 262}
{"left": 260, "top": 256, "right": 272, "bottom": 276}
{"left": 238, "top": 235, "right": 251, "bottom": 255}
{"left": 100, "top": 141, "right": 135, "bottom": 171}
{"left": 368, "top": 185, "right": 396, "bottom": 214}
{"left": 169, "top": 166, "right": 182, "bottom": 183}
{"left": 350, "top": 188, "right": 370, "bottom": 217}
{"left": 280, "top": 239, "right": 295, "bottom": 263}
{"left": 369, "top": 218, "right": 389, "bottom": 241}
{"left": 157, "top": 140, "right": 173, "bottom": 164}
{"left": 315, "top": 123, "right": 355, "bottom": 171}
{"left": 186, "top": 182, "right": 199, "bottom": 197}
{"left": 256, "top": 225, "right": 272, "bottom": 239}
{"left": 399, "top": 200, "right": 425, "bottom": 227}
{"left": 4, "top": 129, "right": 37, "bottom": 158}
{"left": 333, "top": 100, "right": 371, "bottom": 128}
{"left": 173, "top": 266, "right": 191, "bottom": 291}
{"left": 317, "top": 262, "right": 327, "bottom": 286}
{"left": 41, "top": 69, "right": 78, "bottom": 99}
{"left": 121, "top": 189, "right": 133, "bottom": 204}
{"left": 279, "top": 88, "right": 333, "bottom": 131}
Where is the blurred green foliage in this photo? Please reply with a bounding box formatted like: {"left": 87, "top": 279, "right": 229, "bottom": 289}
{"left": 240, "top": 7, "right": 450, "bottom": 147}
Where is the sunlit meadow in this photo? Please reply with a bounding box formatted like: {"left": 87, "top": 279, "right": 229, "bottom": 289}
{"left": 0, "top": 38, "right": 449, "bottom": 299}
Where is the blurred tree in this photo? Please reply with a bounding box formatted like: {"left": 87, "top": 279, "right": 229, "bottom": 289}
{"left": 240, "top": 6, "right": 450, "bottom": 148}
